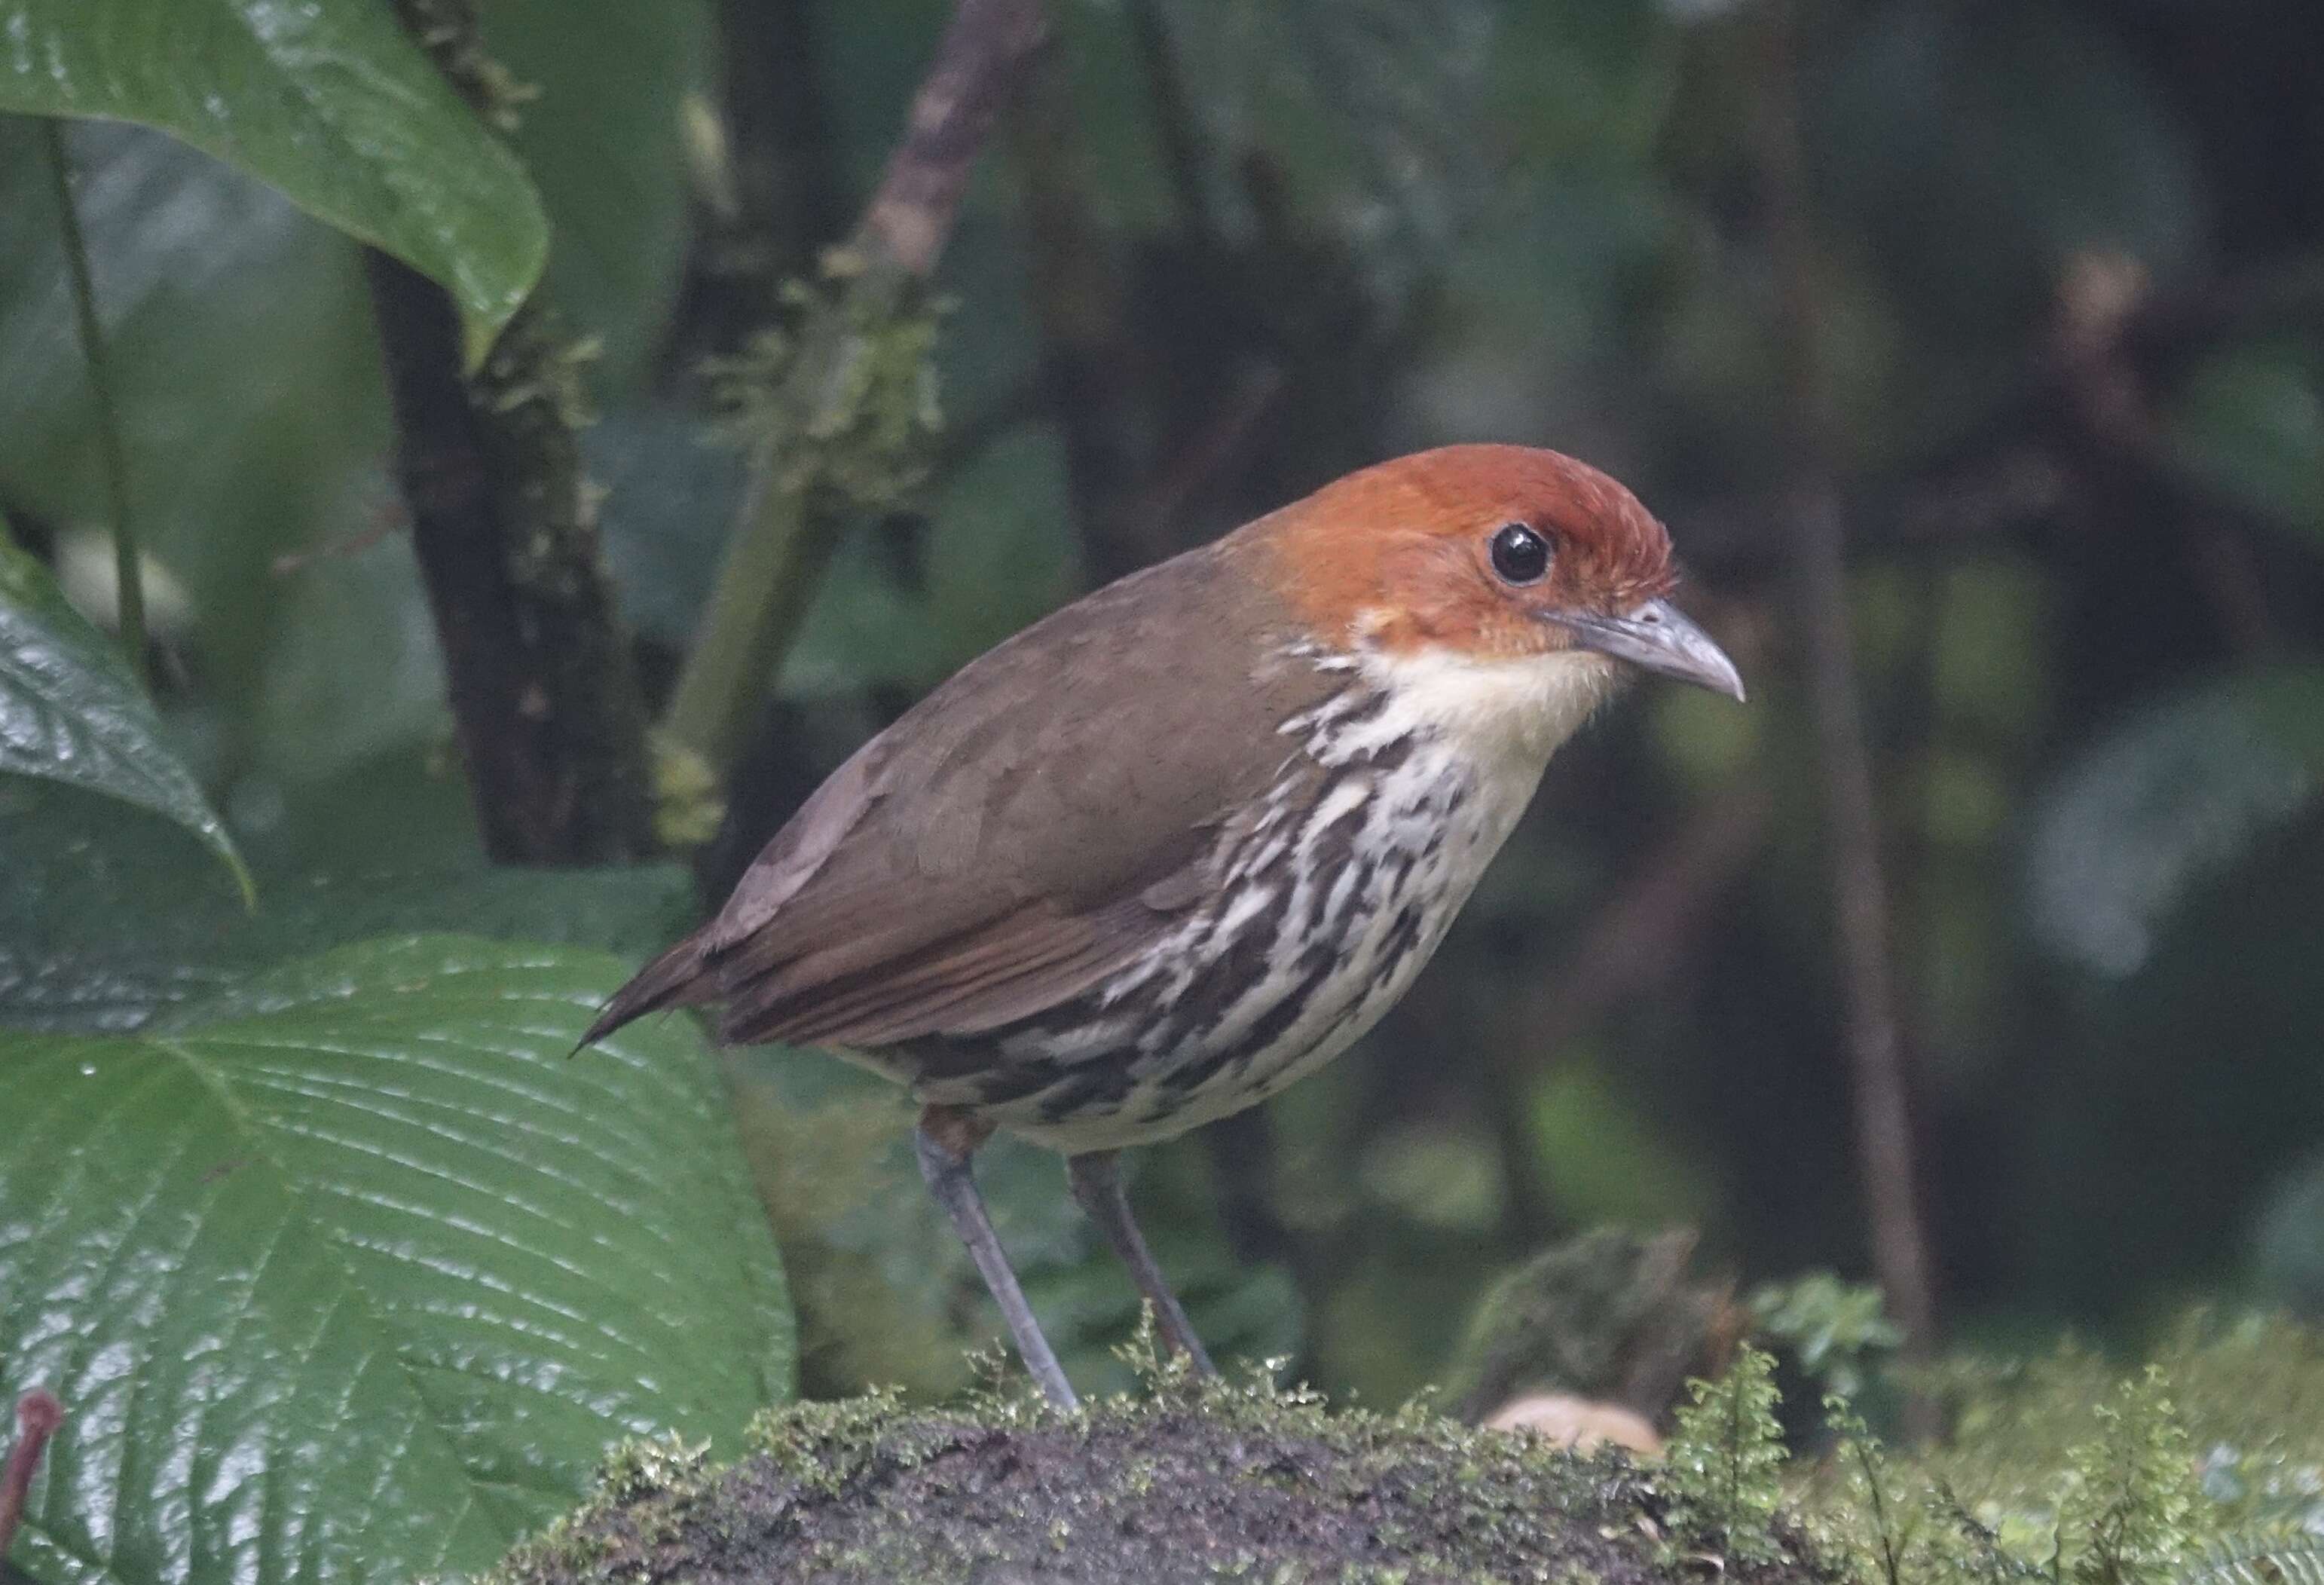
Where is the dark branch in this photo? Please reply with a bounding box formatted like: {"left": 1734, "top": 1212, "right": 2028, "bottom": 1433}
{"left": 1127, "top": 0, "right": 1221, "bottom": 247}
{"left": 666, "top": 0, "right": 852, "bottom": 369}
{"left": 365, "top": 262, "right": 654, "bottom": 861}
{"left": 364, "top": 0, "right": 653, "bottom": 862}
{"left": 1753, "top": 1, "right": 1940, "bottom": 1375}
{"left": 859, "top": 0, "right": 1052, "bottom": 277}
{"left": 1009, "top": 40, "right": 1149, "bottom": 583}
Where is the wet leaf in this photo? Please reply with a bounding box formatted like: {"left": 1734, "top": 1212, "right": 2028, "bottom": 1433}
{"left": 0, "top": 778, "right": 696, "bottom": 1033}
{"left": 0, "top": 0, "right": 548, "bottom": 349}
{"left": 0, "top": 516, "right": 247, "bottom": 897}
{"left": 0, "top": 935, "right": 793, "bottom": 1585}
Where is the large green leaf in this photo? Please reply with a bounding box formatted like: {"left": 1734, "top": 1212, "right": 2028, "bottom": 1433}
{"left": 0, "top": 0, "right": 548, "bottom": 348}
{"left": 0, "top": 935, "right": 792, "bottom": 1585}
{"left": 0, "top": 779, "right": 695, "bottom": 1033}
{"left": 0, "top": 518, "right": 247, "bottom": 897}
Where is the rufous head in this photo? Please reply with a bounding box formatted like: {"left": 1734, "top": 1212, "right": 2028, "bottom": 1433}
{"left": 1249, "top": 444, "right": 1745, "bottom": 702}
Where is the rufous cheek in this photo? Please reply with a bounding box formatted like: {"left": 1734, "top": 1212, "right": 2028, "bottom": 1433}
{"left": 1362, "top": 536, "right": 1540, "bottom": 658}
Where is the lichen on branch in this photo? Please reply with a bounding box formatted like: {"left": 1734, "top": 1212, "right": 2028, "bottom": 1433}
{"left": 368, "top": 0, "right": 653, "bottom": 863}
{"left": 659, "top": 0, "right": 1048, "bottom": 781}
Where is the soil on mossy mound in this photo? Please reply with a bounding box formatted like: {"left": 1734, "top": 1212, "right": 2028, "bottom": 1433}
{"left": 495, "top": 1383, "right": 1837, "bottom": 1585}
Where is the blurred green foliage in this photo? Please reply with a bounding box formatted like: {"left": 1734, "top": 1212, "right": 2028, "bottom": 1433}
{"left": 4, "top": 0, "right": 2323, "bottom": 1472}
{"left": 1800, "top": 1314, "right": 2324, "bottom": 1585}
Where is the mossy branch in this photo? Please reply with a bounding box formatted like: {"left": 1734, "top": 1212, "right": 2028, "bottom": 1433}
{"left": 662, "top": 259, "right": 944, "bottom": 771}
{"left": 661, "top": 0, "right": 1049, "bottom": 779}
{"left": 368, "top": 0, "right": 653, "bottom": 863}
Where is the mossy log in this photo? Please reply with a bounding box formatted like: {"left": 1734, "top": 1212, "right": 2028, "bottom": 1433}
{"left": 494, "top": 1375, "right": 1838, "bottom": 1585}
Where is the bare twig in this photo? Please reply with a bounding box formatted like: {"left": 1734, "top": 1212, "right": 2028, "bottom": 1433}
{"left": 42, "top": 121, "right": 144, "bottom": 684}
{"left": 665, "top": 0, "right": 1050, "bottom": 773}
{"left": 929, "top": 368, "right": 1053, "bottom": 489}
{"left": 858, "top": 0, "right": 1050, "bottom": 277}
{"left": 1680, "top": 247, "right": 2324, "bottom": 586}
{"left": 1502, "top": 783, "right": 1775, "bottom": 1059}
{"left": 1753, "top": 2, "right": 1939, "bottom": 1377}
{"left": 367, "top": 0, "right": 654, "bottom": 861}
{"left": 0, "top": 1389, "right": 64, "bottom": 1565}
{"left": 269, "top": 486, "right": 408, "bottom": 575}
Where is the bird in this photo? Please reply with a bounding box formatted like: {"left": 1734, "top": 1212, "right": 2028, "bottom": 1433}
{"left": 583, "top": 444, "right": 1744, "bottom": 1409}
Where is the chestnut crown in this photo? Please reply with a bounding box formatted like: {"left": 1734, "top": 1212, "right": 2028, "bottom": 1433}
{"left": 1246, "top": 444, "right": 1742, "bottom": 699}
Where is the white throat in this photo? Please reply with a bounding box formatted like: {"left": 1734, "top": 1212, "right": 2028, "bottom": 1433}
{"left": 1362, "top": 643, "right": 1619, "bottom": 773}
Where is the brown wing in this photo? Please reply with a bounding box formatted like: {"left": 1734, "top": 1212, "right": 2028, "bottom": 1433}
{"left": 583, "top": 537, "right": 1335, "bottom": 1051}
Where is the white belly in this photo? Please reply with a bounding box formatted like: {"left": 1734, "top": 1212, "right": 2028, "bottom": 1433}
{"left": 915, "top": 641, "right": 1611, "bottom": 1153}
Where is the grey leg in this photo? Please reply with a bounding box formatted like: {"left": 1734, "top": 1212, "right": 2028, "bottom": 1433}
{"left": 1066, "top": 1151, "right": 1218, "bottom": 1375}
{"left": 913, "top": 1123, "right": 1080, "bottom": 1409}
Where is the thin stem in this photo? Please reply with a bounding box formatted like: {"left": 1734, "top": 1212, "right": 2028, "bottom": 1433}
{"left": 663, "top": 0, "right": 1048, "bottom": 776}
{"left": 662, "top": 476, "right": 844, "bottom": 770}
{"left": 43, "top": 120, "right": 145, "bottom": 685}
{"left": 1752, "top": 1, "right": 1940, "bottom": 1386}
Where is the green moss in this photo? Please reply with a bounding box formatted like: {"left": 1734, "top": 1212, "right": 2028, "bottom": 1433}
{"left": 487, "top": 1435, "right": 720, "bottom": 1585}
{"left": 1797, "top": 1310, "right": 2324, "bottom": 1585}
{"left": 2060, "top": 1367, "right": 2203, "bottom": 1585}
{"left": 493, "top": 1311, "right": 2324, "bottom": 1585}
{"left": 498, "top": 1356, "right": 1827, "bottom": 1585}
{"left": 705, "top": 251, "right": 946, "bottom": 516}
{"left": 1663, "top": 1343, "right": 1792, "bottom": 1567}
{"left": 593, "top": 1433, "right": 715, "bottom": 1505}
{"left": 747, "top": 1384, "right": 1007, "bottom": 1497}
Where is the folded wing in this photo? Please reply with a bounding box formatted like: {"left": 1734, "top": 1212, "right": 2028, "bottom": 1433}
{"left": 583, "top": 542, "right": 1329, "bottom": 1054}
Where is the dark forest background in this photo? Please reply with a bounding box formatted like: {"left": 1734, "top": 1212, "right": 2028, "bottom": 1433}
{"left": 4, "top": 0, "right": 2323, "bottom": 1540}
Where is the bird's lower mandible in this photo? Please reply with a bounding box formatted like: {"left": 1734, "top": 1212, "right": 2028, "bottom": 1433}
{"left": 583, "top": 443, "right": 1746, "bottom": 1410}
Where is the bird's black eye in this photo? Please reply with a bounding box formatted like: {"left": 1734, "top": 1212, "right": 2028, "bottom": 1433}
{"left": 1489, "top": 522, "right": 1552, "bottom": 585}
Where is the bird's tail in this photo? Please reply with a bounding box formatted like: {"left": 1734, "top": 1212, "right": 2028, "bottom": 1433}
{"left": 574, "top": 929, "right": 715, "bottom": 1052}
